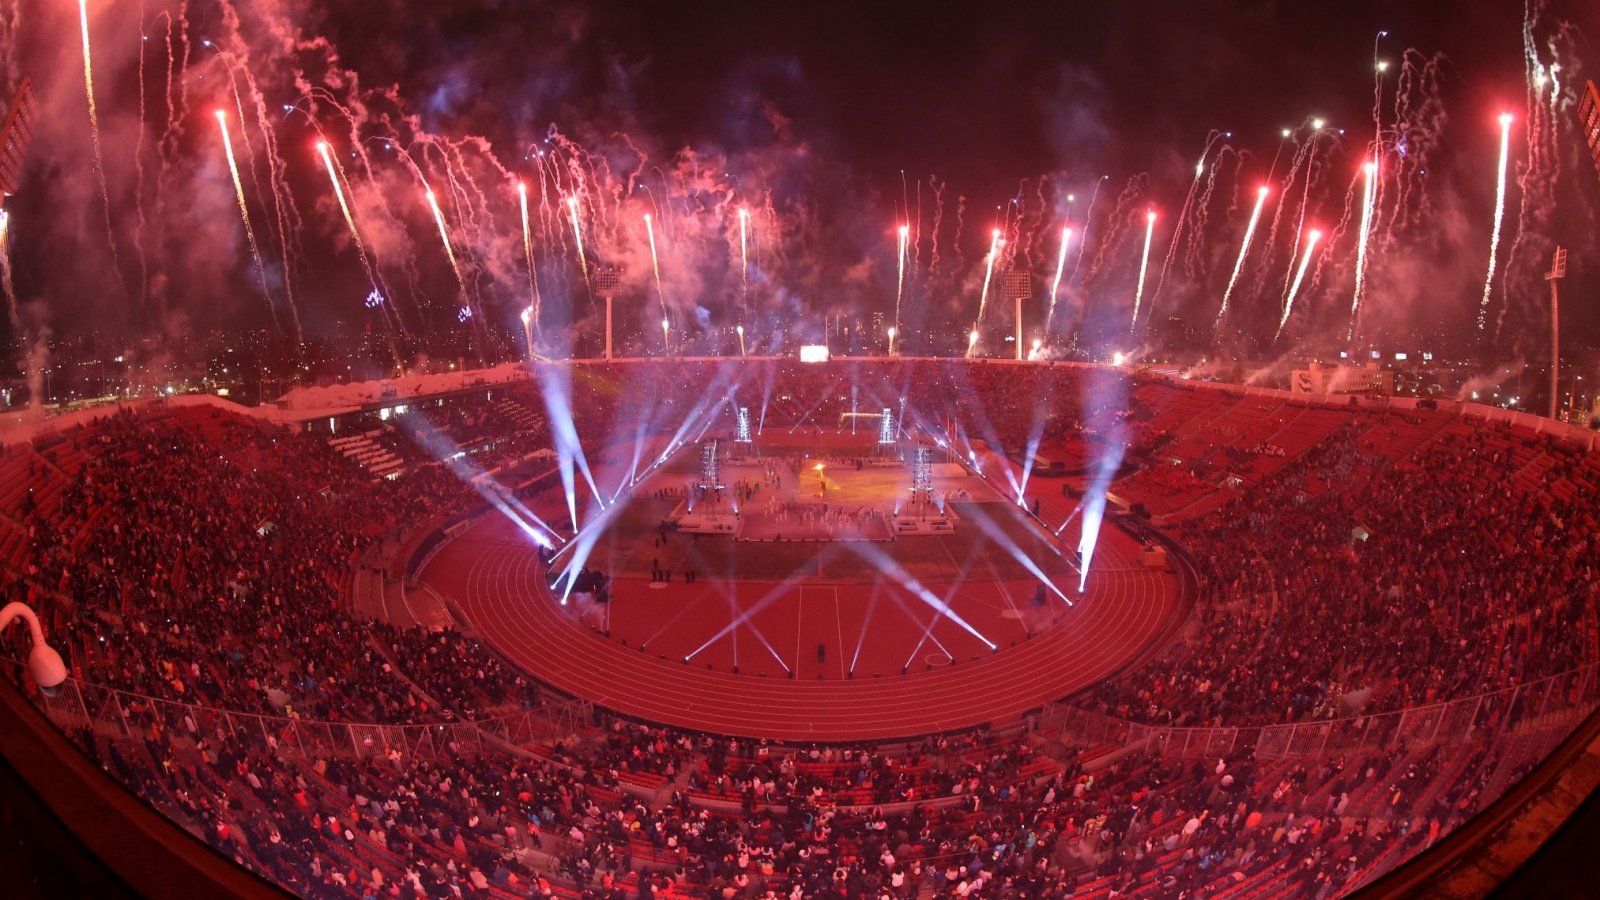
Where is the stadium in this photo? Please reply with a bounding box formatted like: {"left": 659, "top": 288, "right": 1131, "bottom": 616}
{"left": 4, "top": 355, "right": 1600, "bottom": 898}
{"left": 4, "top": 1, "right": 1600, "bottom": 897}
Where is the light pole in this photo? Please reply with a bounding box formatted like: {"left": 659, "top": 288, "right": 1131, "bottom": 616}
{"left": 1004, "top": 270, "right": 1033, "bottom": 361}
{"left": 1547, "top": 246, "right": 1567, "bottom": 420}
{"left": 0, "top": 602, "right": 67, "bottom": 695}
{"left": 592, "top": 266, "right": 622, "bottom": 361}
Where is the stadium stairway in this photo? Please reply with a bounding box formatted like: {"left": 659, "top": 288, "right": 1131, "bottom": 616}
{"left": 329, "top": 431, "right": 405, "bottom": 479}
{"left": 493, "top": 398, "right": 542, "bottom": 431}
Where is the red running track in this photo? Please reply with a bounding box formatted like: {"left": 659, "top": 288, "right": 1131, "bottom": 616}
{"left": 422, "top": 515, "right": 1190, "bottom": 742}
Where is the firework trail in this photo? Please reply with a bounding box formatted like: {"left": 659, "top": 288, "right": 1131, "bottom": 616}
{"left": 928, "top": 177, "right": 945, "bottom": 274}
{"left": 77, "top": 0, "right": 119, "bottom": 274}
{"left": 1307, "top": 160, "right": 1365, "bottom": 296}
{"left": 0, "top": 210, "right": 16, "bottom": 333}
{"left": 532, "top": 146, "right": 569, "bottom": 277}
{"left": 316, "top": 141, "right": 379, "bottom": 290}
{"left": 424, "top": 188, "right": 469, "bottom": 301}
{"left": 644, "top": 212, "right": 668, "bottom": 323}
{"left": 132, "top": 10, "right": 153, "bottom": 311}
{"left": 1184, "top": 145, "right": 1236, "bottom": 280}
{"left": 566, "top": 195, "right": 589, "bottom": 280}
{"left": 216, "top": 111, "right": 282, "bottom": 334}
{"left": 1068, "top": 175, "right": 1108, "bottom": 287}
{"left": 1084, "top": 175, "right": 1146, "bottom": 286}
{"left": 158, "top": 7, "right": 187, "bottom": 160}
{"left": 977, "top": 228, "right": 1001, "bottom": 322}
{"left": 392, "top": 146, "right": 460, "bottom": 307}
{"left": 894, "top": 223, "right": 909, "bottom": 331}
{"left": 304, "top": 95, "right": 421, "bottom": 322}
{"left": 1045, "top": 225, "right": 1072, "bottom": 331}
{"left": 738, "top": 206, "right": 750, "bottom": 290}
{"left": 312, "top": 133, "right": 404, "bottom": 352}
{"left": 146, "top": 7, "right": 192, "bottom": 325}
{"left": 1380, "top": 52, "right": 1447, "bottom": 239}
{"left": 1266, "top": 129, "right": 1292, "bottom": 183}
{"left": 1129, "top": 210, "right": 1156, "bottom": 335}
{"left": 1253, "top": 130, "right": 1313, "bottom": 298}
{"left": 1365, "top": 32, "right": 1388, "bottom": 241}
{"left": 1214, "top": 186, "right": 1269, "bottom": 331}
{"left": 1275, "top": 229, "right": 1322, "bottom": 342}
{"left": 518, "top": 181, "right": 543, "bottom": 330}
{"left": 1477, "top": 114, "right": 1513, "bottom": 332}
{"left": 427, "top": 141, "right": 493, "bottom": 266}
{"left": 913, "top": 179, "right": 924, "bottom": 275}
{"left": 1346, "top": 160, "right": 1377, "bottom": 341}
{"left": 235, "top": 76, "right": 304, "bottom": 330}
{"left": 217, "top": 3, "right": 309, "bottom": 315}
{"left": 1497, "top": 4, "right": 1572, "bottom": 342}
{"left": 1149, "top": 132, "right": 1224, "bottom": 306}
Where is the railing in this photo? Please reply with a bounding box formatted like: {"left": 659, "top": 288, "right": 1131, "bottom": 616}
{"left": 18, "top": 659, "right": 1600, "bottom": 768}
{"left": 1047, "top": 663, "right": 1600, "bottom": 760}
{"left": 19, "top": 671, "right": 593, "bottom": 761}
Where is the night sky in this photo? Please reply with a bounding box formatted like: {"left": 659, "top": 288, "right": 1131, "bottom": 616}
{"left": 330, "top": 2, "right": 1552, "bottom": 194}
{"left": 1, "top": 0, "right": 1596, "bottom": 360}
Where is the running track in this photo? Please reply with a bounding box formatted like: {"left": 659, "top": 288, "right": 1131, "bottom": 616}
{"left": 423, "top": 513, "right": 1191, "bottom": 742}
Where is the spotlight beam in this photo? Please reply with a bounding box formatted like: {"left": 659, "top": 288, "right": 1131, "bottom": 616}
{"left": 959, "top": 502, "right": 1075, "bottom": 605}
{"left": 848, "top": 584, "right": 885, "bottom": 674}
{"left": 843, "top": 543, "right": 998, "bottom": 649}
{"left": 787, "top": 377, "right": 846, "bottom": 434}
{"left": 684, "top": 553, "right": 843, "bottom": 660}
{"left": 394, "top": 410, "right": 560, "bottom": 548}
{"left": 1015, "top": 399, "right": 1051, "bottom": 505}
{"left": 882, "top": 576, "right": 962, "bottom": 668}
{"left": 534, "top": 365, "right": 603, "bottom": 530}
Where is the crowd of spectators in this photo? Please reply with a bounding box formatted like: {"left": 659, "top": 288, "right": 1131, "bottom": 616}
{"left": 11, "top": 406, "right": 525, "bottom": 725}
{"left": 1, "top": 363, "right": 1595, "bottom": 897}
{"left": 1091, "top": 417, "right": 1600, "bottom": 728}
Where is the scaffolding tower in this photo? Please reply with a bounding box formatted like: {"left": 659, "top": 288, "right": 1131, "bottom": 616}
{"left": 911, "top": 446, "right": 933, "bottom": 498}
{"left": 698, "top": 439, "right": 721, "bottom": 491}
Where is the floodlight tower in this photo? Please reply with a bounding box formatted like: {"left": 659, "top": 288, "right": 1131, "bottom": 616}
{"left": 1003, "top": 270, "right": 1032, "bottom": 361}
{"left": 878, "top": 407, "right": 895, "bottom": 445}
{"left": 736, "top": 406, "right": 752, "bottom": 443}
{"left": 1548, "top": 246, "right": 1567, "bottom": 420}
{"left": 592, "top": 265, "right": 622, "bottom": 360}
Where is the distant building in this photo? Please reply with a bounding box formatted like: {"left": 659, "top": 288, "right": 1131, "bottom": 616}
{"left": 1290, "top": 362, "right": 1394, "bottom": 395}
